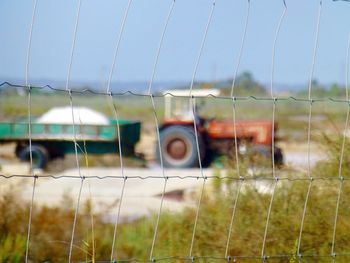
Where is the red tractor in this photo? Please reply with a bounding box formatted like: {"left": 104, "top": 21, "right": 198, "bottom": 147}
{"left": 156, "top": 89, "right": 283, "bottom": 168}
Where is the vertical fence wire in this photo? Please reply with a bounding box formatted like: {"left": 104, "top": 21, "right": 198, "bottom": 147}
{"left": 109, "top": 97, "right": 127, "bottom": 262}
{"left": 104, "top": 1, "right": 133, "bottom": 261}
{"left": 147, "top": 0, "right": 175, "bottom": 95}
{"left": 230, "top": 0, "right": 250, "bottom": 98}
{"left": 330, "top": 33, "right": 350, "bottom": 262}
{"left": 77, "top": 114, "right": 96, "bottom": 262}
{"left": 270, "top": 0, "right": 287, "bottom": 179}
{"left": 188, "top": 1, "right": 216, "bottom": 258}
{"left": 148, "top": 2, "right": 176, "bottom": 260}
{"left": 297, "top": 1, "right": 323, "bottom": 260}
{"left": 225, "top": 0, "right": 251, "bottom": 258}
{"left": 224, "top": 179, "right": 243, "bottom": 258}
{"left": 148, "top": 94, "right": 167, "bottom": 260}
{"left": 24, "top": 0, "right": 38, "bottom": 262}
{"left": 65, "top": 0, "right": 84, "bottom": 261}
{"left": 106, "top": 0, "right": 133, "bottom": 95}
{"left": 261, "top": 1, "right": 287, "bottom": 260}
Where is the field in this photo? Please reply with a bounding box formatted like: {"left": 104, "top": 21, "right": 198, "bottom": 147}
{"left": 1, "top": 89, "right": 348, "bottom": 137}
{"left": 1, "top": 87, "right": 350, "bottom": 262}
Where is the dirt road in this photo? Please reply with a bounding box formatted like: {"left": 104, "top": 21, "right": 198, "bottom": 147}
{"left": 16, "top": 168, "right": 212, "bottom": 221}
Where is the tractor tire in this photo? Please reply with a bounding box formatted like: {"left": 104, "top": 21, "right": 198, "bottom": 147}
{"left": 157, "top": 125, "right": 205, "bottom": 168}
{"left": 274, "top": 146, "right": 284, "bottom": 166}
{"left": 19, "top": 144, "right": 49, "bottom": 169}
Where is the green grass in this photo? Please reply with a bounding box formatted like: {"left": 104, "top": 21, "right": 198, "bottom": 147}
{"left": 0, "top": 93, "right": 161, "bottom": 122}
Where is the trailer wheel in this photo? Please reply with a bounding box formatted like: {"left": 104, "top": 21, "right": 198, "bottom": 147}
{"left": 157, "top": 126, "right": 205, "bottom": 168}
{"left": 19, "top": 145, "right": 49, "bottom": 169}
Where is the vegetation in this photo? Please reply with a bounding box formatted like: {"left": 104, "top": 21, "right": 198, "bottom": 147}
{"left": 220, "top": 71, "right": 268, "bottom": 97}
{"left": 1, "top": 74, "right": 350, "bottom": 262}
{"left": 2, "top": 139, "right": 350, "bottom": 262}
{"left": 1, "top": 74, "right": 348, "bottom": 144}
{"left": 297, "top": 80, "right": 346, "bottom": 99}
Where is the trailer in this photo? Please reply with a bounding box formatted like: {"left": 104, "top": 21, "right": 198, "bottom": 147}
{"left": 0, "top": 119, "right": 141, "bottom": 168}
{"left": 157, "top": 89, "right": 283, "bottom": 168}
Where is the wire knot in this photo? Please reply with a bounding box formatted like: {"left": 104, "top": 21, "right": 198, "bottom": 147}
{"left": 67, "top": 88, "right": 72, "bottom": 96}
{"left": 226, "top": 256, "right": 236, "bottom": 262}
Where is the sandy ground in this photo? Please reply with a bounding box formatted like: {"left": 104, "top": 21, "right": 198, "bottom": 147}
{"left": 9, "top": 168, "right": 214, "bottom": 221}
{"left": 0, "top": 140, "right": 329, "bottom": 221}
{"left": 2, "top": 167, "right": 276, "bottom": 222}
{"left": 279, "top": 142, "right": 327, "bottom": 169}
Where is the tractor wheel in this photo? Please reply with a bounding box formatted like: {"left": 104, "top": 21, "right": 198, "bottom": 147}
{"left": 19, "top": 144, "right": 49, "bottom": 169}
{"left": 157, "top": 125, "right": 205, "bottom": 168}
{"left": 274, "top": 146, "right": 284, "bottom": 166}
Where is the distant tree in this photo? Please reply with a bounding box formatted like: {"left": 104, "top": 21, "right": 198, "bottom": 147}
{"left": 235, "top": 71, "right": 254, "bottom": 84}
{"left": 221, "top": 71, "right": 267, "bottom": 96}
{"left": 297, "top": 79, "right": 346, "bottom": 98}
{"left": 329, "top": 83, "right": 346, "bottom": 98}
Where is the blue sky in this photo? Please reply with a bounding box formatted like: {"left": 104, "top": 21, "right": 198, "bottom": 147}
{"left": 1, "top": 0, "right": 350, "bottom": 89}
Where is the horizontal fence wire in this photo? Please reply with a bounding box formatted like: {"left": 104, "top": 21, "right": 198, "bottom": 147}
{"left": 2, "top": 81, "right": 350, "bottom": 104}
{"left": 72, "top": 253, "right": 350, "bottom": 263}
{"left": 1, "top": 174, "right": 350, "bottom": 181}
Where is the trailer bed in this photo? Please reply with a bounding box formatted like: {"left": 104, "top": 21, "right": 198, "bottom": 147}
{"left": 0, "top": 119, "right": 139, "bottom": 143}
{"left": 0, "top": 119, "right": 141, "bottom": 163}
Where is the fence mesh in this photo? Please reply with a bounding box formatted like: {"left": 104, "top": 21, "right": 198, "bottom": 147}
{"left": 1, "top": 0, "right": 350, "bottom": 262}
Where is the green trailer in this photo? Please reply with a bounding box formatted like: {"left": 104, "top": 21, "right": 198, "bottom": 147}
{"left": 0, "top": 119, "right": 141, "bottom": 168}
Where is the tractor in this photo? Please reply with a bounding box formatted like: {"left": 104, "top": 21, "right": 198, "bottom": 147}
{"left": 156, "top": 89, "right": 283, "bottom": 168}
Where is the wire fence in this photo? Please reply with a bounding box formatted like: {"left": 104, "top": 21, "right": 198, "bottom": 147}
{"left": 1, "top": 0, "right": 350, "bottom": 262}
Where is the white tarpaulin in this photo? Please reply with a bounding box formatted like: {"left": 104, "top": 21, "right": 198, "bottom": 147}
{"left": 37, "top": 106, "right": 109, "bottom": 125}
